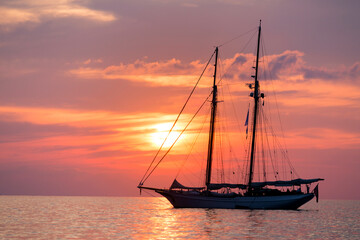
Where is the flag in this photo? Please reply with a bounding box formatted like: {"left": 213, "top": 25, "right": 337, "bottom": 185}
{"left": 245, "top": 106, "right": 249, "bottom": 138}
{"left": 244, "top": 108, "right": 249, "bottom": 126}
{"left": 313, "top": 184, "right": 319, "bottom": 203}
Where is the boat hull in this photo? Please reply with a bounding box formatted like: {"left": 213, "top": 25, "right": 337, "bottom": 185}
{"left": 157, "top": 190, "right": 314, "bottom": 210}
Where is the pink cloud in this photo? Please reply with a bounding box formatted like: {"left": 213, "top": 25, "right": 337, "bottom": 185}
{"left": 70, "top": 57, "right": 212, "bottom": 87}
{"left": 70, "top": 50, "right": 360, "bottom": 88}
{"left": 0, "top": 0, "right": 116, "bottom": 31}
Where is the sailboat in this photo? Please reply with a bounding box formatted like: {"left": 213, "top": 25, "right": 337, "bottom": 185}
{"left": 138, "top": 21, "right": 323, "bottom": 209}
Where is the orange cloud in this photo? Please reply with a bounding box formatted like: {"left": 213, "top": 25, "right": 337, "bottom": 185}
{"left": 70, "top": 58, "right": 213, "bottom": 87}
{"left": 0, "top": 0, "right": 116, "bottom": 31}
{"left": 0, "top": 7, "right": 39, "bottom": 26}
{"left": 69, "top": 50, "right": 360, "bottom": 89}
{"left": 0, "top": 105, "right": 207, "bottom": 154}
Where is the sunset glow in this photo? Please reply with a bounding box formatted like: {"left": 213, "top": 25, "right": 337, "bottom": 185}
{"left": 149, "top": 123, "right": 184, "bottom": 149}
{"left": 0, "top": 0, "right": 359, "bottom": 199}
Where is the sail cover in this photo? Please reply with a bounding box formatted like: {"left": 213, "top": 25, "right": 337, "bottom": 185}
{"left": 170, "top": 178, "right": 323, "bottom": 190}
{"left": 207, "top": 183, "right": 247, "bottom": 190}
{"left": 170, "top": 179, "right": 204, "bottom": 190}
{"left": 207, "top": 179, "right": 324, "bottom": 190}
{"left": 251, "top": 178, "right": 324, "bottom": 187}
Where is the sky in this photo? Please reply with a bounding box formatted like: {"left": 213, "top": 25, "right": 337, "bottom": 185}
{"left": 0, "top": 0, "right": 359, "bottom": 200}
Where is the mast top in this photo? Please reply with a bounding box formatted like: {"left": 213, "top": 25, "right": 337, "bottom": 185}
{"left": 259, "top": 20, "right": 262, "bottom": 31}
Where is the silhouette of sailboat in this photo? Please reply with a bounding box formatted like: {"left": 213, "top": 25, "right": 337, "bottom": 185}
{"left": 138, "top": 21, "right": 323, "bottom": 209}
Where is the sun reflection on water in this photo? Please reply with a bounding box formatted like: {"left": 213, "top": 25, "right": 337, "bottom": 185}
{"left": 1, "top": 196, "right": 357, "bottom": 239}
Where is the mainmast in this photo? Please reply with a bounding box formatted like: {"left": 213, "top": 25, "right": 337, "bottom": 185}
{"left": 248, "top": 20, "right": 262, "bottom": 191}
{"left": 205, "top": 46, "right": 219, "bottom": 188}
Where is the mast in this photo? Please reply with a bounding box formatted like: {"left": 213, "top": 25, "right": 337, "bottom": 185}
{"left": 248, "top": 20, "right": 262, "bottom": 191}
{"left": 205, "top": 46, "right": 219, "bottom": 187}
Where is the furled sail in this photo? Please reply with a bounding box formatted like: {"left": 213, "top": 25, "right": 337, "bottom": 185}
{"left": 207, "top": 183, "right": 247, "bottom": 190}
{"left": 251, "top": 178, "right": 324, "bottom": 188}
{"left": 170, "top": 179, "right": 205, "bottom": 190}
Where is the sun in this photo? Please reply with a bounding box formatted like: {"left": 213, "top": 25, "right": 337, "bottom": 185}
{"left": 150, "top": 122, "right": 183, "bottom": 149}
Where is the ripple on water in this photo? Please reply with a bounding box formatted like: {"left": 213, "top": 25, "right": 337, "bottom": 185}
{"left": 0, "top": 196, "right": 359, "bottom": 239}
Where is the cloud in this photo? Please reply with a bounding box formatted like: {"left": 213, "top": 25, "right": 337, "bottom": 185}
{"left": 70, "top": 58, "right": 212, "bottom": 87}
{"left": 301, "top": 66, "right": 337, "bottom": 80}
{"left": 69, "top": 53, "right": 256, "bottom": 87}
{"left": 264, "top": 51, "right": 360, "bottom": 82}
{"left": 232, "top": 55, "right": 247, "bottom": 65}
{"left": 348, "top": 62, "right": 360, "bottom": 78}
{"left": 0, "top": 105, "right": 200, "bottom": 152}
{"left": 83, "top": 58, "right": 103, "bottom": 65}
{"left": 0, "top": 0, "right": 116, "bottom": 31}
{"left": 0, "top": 7, "right": 39, "bottom": 26}
{"left": 69, "top": 50, "right": 360, "bottom": 90}
{"left": 267, "top": 50, "right": 304, "bottom": 78}
{"left": 0, "top": 103, "right": 212, "bottom": 195}
{"left": 285, "top": 128, "right": 360, "bottom": 150}
{"left": 0, "top": 105, "right": 167, "bottom": 129}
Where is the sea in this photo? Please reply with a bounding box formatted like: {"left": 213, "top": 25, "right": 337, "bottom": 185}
{"left": 1, "top": 196, "right": 359, "bottom": 239}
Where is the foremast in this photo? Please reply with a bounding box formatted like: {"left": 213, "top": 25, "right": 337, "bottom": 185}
{"left": 205, "top": 46, "right": 219, "bottom": 188}
{"left": 248, "top": 20, "right": 262, "bottom": 192}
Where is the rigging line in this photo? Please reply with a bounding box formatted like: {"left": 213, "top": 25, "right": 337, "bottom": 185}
{"left": 217, "top": 70, "right": 227, "bottom": 183}
{"left": 139, "top": 50, "right": 216, "bottom": 185}
{"left": 218, "top": 27, "right": 258, "bottom": 47}
{"left": 261, "top": 36, "right": 300, "bottom": 178}
{"left": 260, "top": 33, "right": 282, "bottom": 180}
{"left": 244, "top": 121, "right": 253, "bottom": 183}
{"left": 218, "top": 75, "right": 239, "bottom": 183}
{"left": 260, "top": 106, "right": 266, "bottom": 182}
{"left": 242, "top": 102, "right": 252, "bottom": 183}
{"left": 217, "top": 30, "right": 258, "bottom": 86}
{"left": 198, "top": 116, "right": 209, "bottom": 187}
{"left": 218, "top": 58, "right": 243, "bottom": 184}
{"left": 262, "top": 35, "right": 289, "bottom": 157}
{"left": 220, "top": 88, "right": 236, "bottom": 183}
{"left": 142, "top": 190, "right": 170, "bottom": 206}
{"left": 217, "top": 110, "right": 225, "bottom": 183}
{"left": 175, "top": 105, "right": 210, "bottom": 179}
{"left": 222, "top": 76, "right": 242, "bottom": 134}
{"left": 259, "top": 38, "right": 267, "bottom": 182}
{"left": 141, "top": 92, "right": 213, "bottom": 185}
{"left": 262, "top": 109, "right": 277, "bottom": 180}
{"left": 182, "top": 105, "right": 210, "bottom": 162}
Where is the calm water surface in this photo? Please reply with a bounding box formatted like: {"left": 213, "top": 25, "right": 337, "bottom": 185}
{"left": 0, "top": 196, "right": 359, "bottom": 239}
